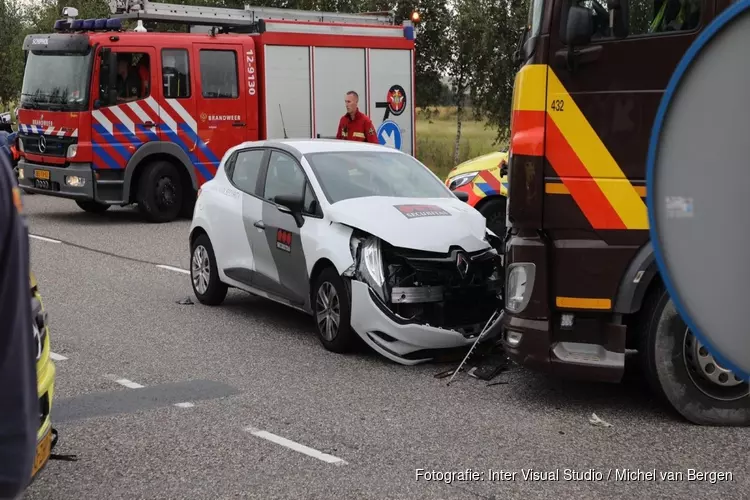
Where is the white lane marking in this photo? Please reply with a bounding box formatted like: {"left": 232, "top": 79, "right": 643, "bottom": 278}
{"left": 49, "top": 352, "right": 68, "bottom": 361}
{"left": 29, "top": 234, "right": 62, "bottom": 244}
{"left": 105, "top": 375, "right": 145, "bottom": 389}
{"left": 156, "top": 264, "right": 190, "bottom": 275}
{"left": 174, "top": 402, "right": 195, "bottom": 408}
{"left": 243, "top": 426, "right": 348, "bottom": 466}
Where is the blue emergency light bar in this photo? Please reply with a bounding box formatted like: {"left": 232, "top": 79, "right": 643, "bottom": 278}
{"left": 53, "top": 16, "right": 122, "bottom": 32}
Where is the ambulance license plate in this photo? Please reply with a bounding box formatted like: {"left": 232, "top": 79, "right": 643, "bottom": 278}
{"left": 32, "top": 431, "right": 52, "bottom": 477}
{"left": 34, "top": 169, "right": 50, "bottom": 180}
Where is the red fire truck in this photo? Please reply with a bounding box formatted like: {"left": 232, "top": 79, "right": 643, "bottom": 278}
{"left": 16, "top": 1, "right": 417, "bottom": 222}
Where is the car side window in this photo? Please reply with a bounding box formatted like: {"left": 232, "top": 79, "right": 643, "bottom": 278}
{"left": 264, "top": 151, "right": 306, "bottom": 204}
{"left": 303, "top": 182, "right": 319, "bottom": 216}
{"left": 231, "top": 150, "right": 265, "bottom": 194}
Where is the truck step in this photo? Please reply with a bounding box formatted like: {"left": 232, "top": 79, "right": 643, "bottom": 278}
{"left": 551, "top": 342, "right": 625, "bottom": 368}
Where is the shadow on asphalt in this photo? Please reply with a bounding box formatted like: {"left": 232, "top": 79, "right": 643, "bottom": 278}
{"left": 28, "top": 202, "right": 192, "bottom": 226}
{"left": 217, "top": 289, "right": 685, "bottom": 425}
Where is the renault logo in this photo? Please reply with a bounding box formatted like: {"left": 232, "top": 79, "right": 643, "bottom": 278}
{"left": 456, "top": 251, "right": 470, "bottom": 278}
{"left": 38, "top": 134, "right": 47, "bottom": 153}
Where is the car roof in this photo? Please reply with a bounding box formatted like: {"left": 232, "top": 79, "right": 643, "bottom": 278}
{"left": 230, "top": 138, "right": 399, "bottom": 159}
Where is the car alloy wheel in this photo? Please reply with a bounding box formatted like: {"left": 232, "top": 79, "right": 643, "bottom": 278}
{"left": 192, "top": 245, "right": 211, "bottom": 295}
{"left": 316, "top": 281, "right": 341, "bottom": 342}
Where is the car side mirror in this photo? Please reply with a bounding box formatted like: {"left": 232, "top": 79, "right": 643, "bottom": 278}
{"left": 275, "top": 193, "right": 305, "bottom": 228}
{"left": 453, "top": 190, "right": 470, "bottom": 203}
{"left": 565, "top": 6, "right": 594, "bottom": 46}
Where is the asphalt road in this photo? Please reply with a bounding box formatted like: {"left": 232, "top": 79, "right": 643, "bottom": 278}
{"left": 21, "top": 195, "right": 749, "bottom": 500}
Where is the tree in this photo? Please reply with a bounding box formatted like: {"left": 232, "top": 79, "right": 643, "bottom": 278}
{"left": 445, "top": 0, "right": 484, "bottom": 166}
{"left": 0, "top": 0, "right": 26, "bottom": 108}
{"left": 469, "top": 0, "right": 529, "bottom": 143}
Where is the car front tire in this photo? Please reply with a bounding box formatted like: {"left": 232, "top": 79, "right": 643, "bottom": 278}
{"left": 312, "top": 266, "right": 355, "bottom": 354}
{"left": 190, "top": 233, "right": 228, "bottom": 306}
{"left": 638, "top": 284, "right": 750, "bottom": 426}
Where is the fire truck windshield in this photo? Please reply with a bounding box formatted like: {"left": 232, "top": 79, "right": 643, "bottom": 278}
{"left": 20, "top": 51, "right": 93, "bottom": 111}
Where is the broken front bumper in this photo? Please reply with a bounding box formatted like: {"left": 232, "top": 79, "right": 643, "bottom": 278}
{"left": 350, "top": 280, "right": 504, "bottom": 365}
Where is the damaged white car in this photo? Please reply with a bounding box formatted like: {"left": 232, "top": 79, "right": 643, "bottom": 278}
{"left": 188, "top": 139, "right": 504, "bottom": 365}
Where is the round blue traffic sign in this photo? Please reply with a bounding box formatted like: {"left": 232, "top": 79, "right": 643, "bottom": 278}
{"left": 377, "top": 120, "right": 402, "bottom": 150}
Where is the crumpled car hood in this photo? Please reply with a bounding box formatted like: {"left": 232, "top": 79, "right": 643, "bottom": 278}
{"left": 326, "top": 196, "right": 490, "bottom": 253}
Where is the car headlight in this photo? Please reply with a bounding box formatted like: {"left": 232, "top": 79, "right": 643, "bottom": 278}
{"left": 30, "top": 297, "right": 48, "bottom": 361}
{"left": 448, "top": 172, "right": 478, "bottom": 190}
{"left": 350, "top": 233, "right": 387, "bottom": 300}
{"left": 505, "top": 263, "right": 536, "bottom": 313}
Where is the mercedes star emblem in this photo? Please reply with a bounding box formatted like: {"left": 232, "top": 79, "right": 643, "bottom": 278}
{"left": 38, "top": 134, "right": 47, "bottom": 153}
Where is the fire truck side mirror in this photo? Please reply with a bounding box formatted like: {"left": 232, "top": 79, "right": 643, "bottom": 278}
{"left": 98, "top": 48, "right": 118, "bottom": 107}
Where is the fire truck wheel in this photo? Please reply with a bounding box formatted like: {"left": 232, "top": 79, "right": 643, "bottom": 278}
{"left": 312, "top": 266, "right": 355, "bottom": 354}
{"left": 190, "top": 233, "right": 228, "bottom": 306}
{"left": 638, "top": 284, "right": 750, "bottom": 426}
{"left": 75, "top": 200, "right": 110, "bottom": 213}
{"left": 137, "top": 160, "right": 183, "bottom": 223}
{"left": 478, "top": 198, "right": 507, "bottom": 247}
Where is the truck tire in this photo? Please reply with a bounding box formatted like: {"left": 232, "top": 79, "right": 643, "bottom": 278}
{"left": 478, "top": 197, "right": 507, "bottom": 245}
{"left": 638, "top": 284, "right": 750, "bottom": 426}
{"left": 136, "top": 160, "right": 183, "bottom": 223}
{"left": 75, "top": 200, "right": 110, "bottom": 213}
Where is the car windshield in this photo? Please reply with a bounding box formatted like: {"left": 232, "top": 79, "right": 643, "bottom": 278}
{"left": 20, "top": 51, "right": 93, "bottom": 111}
{"left": 305, "top": 150, "right": 454, "bottom": 204}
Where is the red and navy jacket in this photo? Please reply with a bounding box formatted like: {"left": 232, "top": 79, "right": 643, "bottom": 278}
{"left": 336, "top": 110, "right": 379, "bottom": 143}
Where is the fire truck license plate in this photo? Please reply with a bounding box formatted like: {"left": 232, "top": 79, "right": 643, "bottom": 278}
{"left": 34, "top": 169, "right": 50, "bottom": 180}
{"left": 32, "top": 431, "right": 52, "bottom": 477}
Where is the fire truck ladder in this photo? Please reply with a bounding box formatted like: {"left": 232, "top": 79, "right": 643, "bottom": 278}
{"left": 108, "top": 0, "right": 396, "bottom": 28}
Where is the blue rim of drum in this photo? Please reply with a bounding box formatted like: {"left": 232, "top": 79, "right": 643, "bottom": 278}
{"left": 646, "top": 0, "right": 750, "bottom": 381}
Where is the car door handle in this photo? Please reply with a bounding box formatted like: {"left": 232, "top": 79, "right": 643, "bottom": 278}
{"left": 232, "top": 121, "right": 246, "bottom": 127}
{"left": 254, "top": 220, "right": 266, "bottom": 229}
{"left": 144, "top": 121, "right": 156, "bottom": 128}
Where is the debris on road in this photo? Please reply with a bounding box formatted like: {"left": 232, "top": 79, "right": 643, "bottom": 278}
{"left": 177, "top": 297, "right": 194, "bottom": 305}
{"left": 439, "top": 333, "right": 511, "bottom": 385}
{"left": 589, "top": 413, "right": 613, "bottom": 428}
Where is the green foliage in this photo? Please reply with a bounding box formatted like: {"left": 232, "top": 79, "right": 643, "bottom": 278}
{"left": 0, "top": 0, "right": 26, "bottom": 107}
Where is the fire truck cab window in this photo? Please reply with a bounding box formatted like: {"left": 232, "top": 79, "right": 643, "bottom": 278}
{"left": 107, "top": 52, "right": 150, "bottom": 105}
{"left": 199, "top": 50, "right": 239, "bottom": 99}
{"left": 162, "top": 49, "right": 190, "bottom": 98}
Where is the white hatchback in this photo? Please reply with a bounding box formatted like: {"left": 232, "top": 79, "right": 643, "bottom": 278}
{"left": 188, "top": 139, "right": 504, "bottom": 365}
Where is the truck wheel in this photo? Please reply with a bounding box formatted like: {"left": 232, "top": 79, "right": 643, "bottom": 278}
{"left": 312, "top": 266, "right": 355, "bottom": 354}
{"left": 75, "top": 200, "right": 110, "bottom": 214}
{"left": 638, "top": 284, "right": 750, "bottom": 426}
{"left": 190, "top": 233, "right": 228, "bottom": 306}
{"left": 478, "top": 198, "right": 507, "bottom": 244}
{"left": 136, "top": 161, "right": 183, "bottom": 223}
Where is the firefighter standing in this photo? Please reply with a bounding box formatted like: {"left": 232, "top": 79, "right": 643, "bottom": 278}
{"left": 336, "top": 91, "right": 379, "bottom": 144}
{"left": 0, "top": 150, "right": 37, "bottom": 499}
